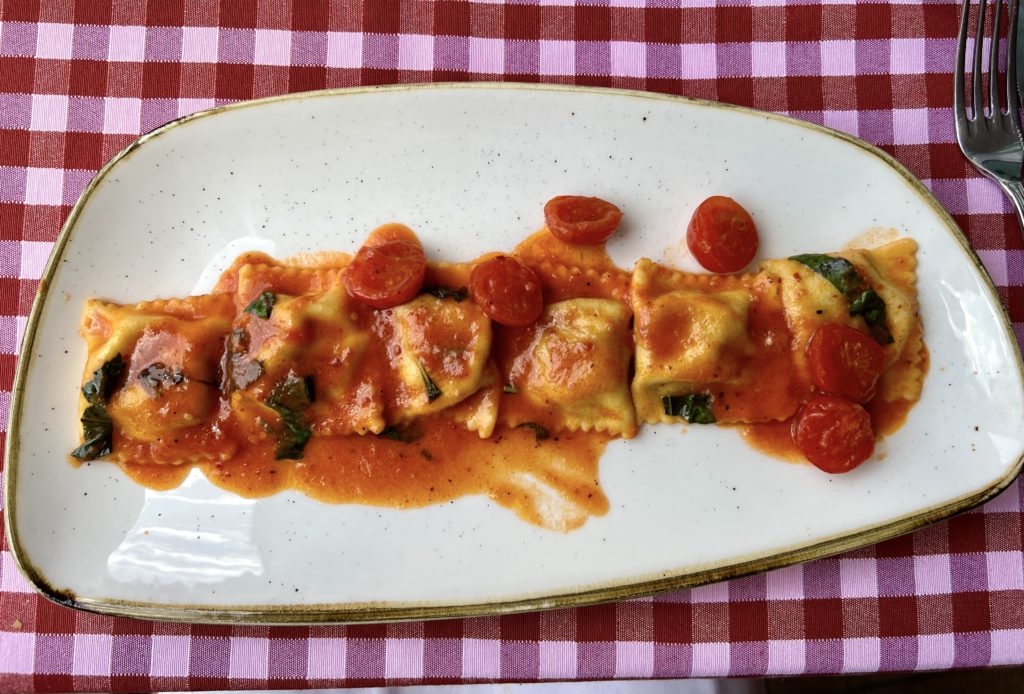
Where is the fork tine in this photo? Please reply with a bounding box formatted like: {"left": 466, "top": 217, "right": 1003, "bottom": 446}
{"left": 991, "top": 0, "right": 1005, "bottom": 114}
{"left": 1009, "top": 0, "right": 1021, "bottom": 113}
{"left": 956, "top": 0, "right": 972, "bottom": 119}
{"left": 975, "top": 0, "right": 989, "bottom": 116}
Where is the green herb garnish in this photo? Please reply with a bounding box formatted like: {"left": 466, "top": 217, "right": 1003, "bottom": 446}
{"left": 662, "top": 393, "right": 716, "bottom": 424}
{"left": 273, "top": 419, "right": 311, "bottom": 460}
{"left": 70, "top": 404, "right": 114, "bottom": 460}
{"left": 789, "top": 253, "right": 893, "bottom": 344}
{"left": 81, "top": 353, "right": 124, "bottom": 405}
{"left": 379, "top": 425, "right": 423, "bottom": 444}
{"left": 518, "top": 422, "right": 551, "bottom": 441}
{"left": 265, "top": 373, "right": 315, "bottom": 460}
{"left": 244, "top": 291, "right": 276, "bottom": 319}
{"left": 222, "top": 328, "right": 263, "bottom": 393}
{"left": 503, "top": 384, "right": 519, "bottom": 394}
{"left": 267, "top": 373, "right": 315, "bottom": 411}
{"left": 138, "top": 362, "right": 185, "bottom": 397}
{"left": 418, "top": 362, "right": 443, "bottom": 402}
{"left": 72, "top": 354, "right": 125, "bottom": 460}
{"left": 424, "top": 286, "right": 469, "bottom": 302}
{"left": 849, "top": 288, "right": 887, "bottom": 330}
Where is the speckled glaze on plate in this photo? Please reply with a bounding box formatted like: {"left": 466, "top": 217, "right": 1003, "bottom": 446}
{"left": 6, "top": 84, "right": 1024, "bottom": 624}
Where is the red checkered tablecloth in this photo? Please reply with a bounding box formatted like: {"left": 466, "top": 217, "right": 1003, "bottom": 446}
{"left": 1, "top": 0, "right": 1023, "bottom": 690}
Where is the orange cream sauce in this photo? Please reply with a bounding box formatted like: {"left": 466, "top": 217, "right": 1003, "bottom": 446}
{"left": 98, "top": 225, "right": 926, "bottom": 530}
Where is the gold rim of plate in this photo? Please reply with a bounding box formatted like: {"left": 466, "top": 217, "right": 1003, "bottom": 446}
{"left": 5, "top": 82, "right": 1024, "bottom": 625}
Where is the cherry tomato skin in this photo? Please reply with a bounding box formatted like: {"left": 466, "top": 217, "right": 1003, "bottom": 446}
{"left": 543, "top": 196, "right": 624, "bottom": 245}
{"left": 469, "top": 256, "right": 544, "bottom": 327}
{"left": 792, "top": 395, "right": 875, "bottom": 474}
{"left": 343, "top": 239, "right": 426, "bottom": 309}
{"left": 807, "top": 323, "right": 887, "bottom": 403}
{"left": 686, "top": 196, "right": 759, "bottom": 273}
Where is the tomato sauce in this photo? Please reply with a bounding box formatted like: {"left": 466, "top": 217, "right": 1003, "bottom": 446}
{"left": 195, "top": 417, "right": 609, "bottom": 532}
{"left": 91, "top": 223, "right": 928, "bottom": 529}
{"left": 743, "top": 327, "right": 930, "bottom": 465}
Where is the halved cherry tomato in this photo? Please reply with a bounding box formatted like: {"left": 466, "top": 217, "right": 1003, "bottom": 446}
{"left": 686, "top": 195, "right": 759, "bottom": 273}
{"left": 469, "top": 256, "right": 544, "bottom": 327}
{"left": 543, "top": 195, "right": 623, "bottom": 245}
{"left": 344, "top": 239, "right": 426, "bottom": 309}
{"left": 792, "top": 395, "right": 875, "bottom": 474}
{"left": 807, "top": 323, "right": 886, "bottom": 403}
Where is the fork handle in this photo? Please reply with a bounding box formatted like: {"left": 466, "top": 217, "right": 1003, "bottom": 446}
{"left": 998, "top": 179, "right": 1024, "bottom": 236}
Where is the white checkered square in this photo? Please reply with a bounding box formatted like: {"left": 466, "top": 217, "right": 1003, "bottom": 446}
{"left": 821, "top": 40, "right": 856, "bottom": 76}
{"left": 752, "top": 41, "right": 787, "bottom": 78}
{"left": 149, "top": 635, "right": 191, "bottom": 677}
{"left": 385, "top": 637, "right": 424, "bottom": 680}
{"left": 461, "top": 638, "right": 501, "bottom": 679}
{"left": 326, "top": 31, "right": 362, "bottom": 69}
{"left": 842, "top": 637, "right": 880, "bottom": 672}
{"left": 539, "top": 40, "right": 574, "bottom": 76}
{"left": 35, "top": 22, "right": 73, "bottom": 59}
{"left": 398, "top": 34, "right": 433, "bottom": 71}
{"left": 610, "top": 41, "right": 645, "bottom": 78}
{"left": 24, "top": 167, "right": 63, "bottom": 206}
{"left": 181, "top": 26, "right": 219, "bottom": 63}
{"left": 29, "top": 94, "right": 69, "bottom": 132}
{"left": 469, "top": 36, "right": 503, "bottom": 73}
{"left": 227, "top": 637, "right": 269, "bottom": 680}
{"left": 307, "top": 638, "right": 346, "bottom": 679}
{"left": 107, "top": 25, "right": 146, "bottom": 62}
{"left": 103, "top": 97, "right": 142, "bottom": 135}
{"left": 254, "top": 29, "right": 291, "bottom": 66}
{"left": 538, "top": 640, "right": 576, "bottom": 679}
{"left": 72, "top": 633, "right": 113, "bottom": 676}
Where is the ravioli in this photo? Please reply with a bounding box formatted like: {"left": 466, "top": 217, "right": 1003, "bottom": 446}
{"left": 389, "top": 294, "right": 493, "bottom": 421}
{"left": 761, "top": 238, "right": 920, "bottom": 395}
{"left": 78, "top": 293, "right": 236, "bottom": 463}
{"left": 73, "top": 216, "right": 925, "bottom": 527}
{"left": 504, "top": 298, "right": 636, "bottom": 437}
{"left": 228, "top": 267, "right": 384, "bottom": 436}
{"left": 631, "top": 259, "right": 757, "bottom": 424}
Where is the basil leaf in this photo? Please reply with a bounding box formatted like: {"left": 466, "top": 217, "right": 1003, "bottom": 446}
{"left": 74, "top": 354, "right": 124, "bottom": 459}
{"left": 244, "top": 291, "right": 276, "bottom": 319}
{"left": 789, "top": 253, "right": 893, "bottom": 344}
{"left": 266, "top": 373, "right": 315, "bottom": 412}
{"left": 266, "top": 373, "right": 315, "bottom": 460}
{"left": 378, "top": 425, "right": 423, "bottom": 444}
{"left": 71, "top": 404, "right": 113, "bottom": 460}
{"left": 274, "top": 411, "right": 312, "bottom": 461}
{"left": 788, "top": 254, "right": 861, "bottom": 295}
{"left": 503, "top": 384, "right": 519, "bottom": 394}
{"left": 418, "top": 362, "right": 443, "bottom": 402}
{"left": 222, "top": 328, "right": 263, "bottom": 393}
{"left": 424, "top": 286, "right": 469, "bottom": 302}
{"left": 81, "top": 354, "right": 125, "bottom": 405}
{"left": 849, "top": 289, "right": 893, "bottom": 343}
{"left": 518, "top": 422, "right": 551, "bottom": 441}
{"left": 138, "top": 362, "right": 185, "bottom": 397}
{"left": 662, "top": 393, "right": 716, "bottom": 424}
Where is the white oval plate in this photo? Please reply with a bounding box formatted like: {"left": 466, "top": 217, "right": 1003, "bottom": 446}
{"left": 6, "top": 84, "right": 1024, "bottom": 624}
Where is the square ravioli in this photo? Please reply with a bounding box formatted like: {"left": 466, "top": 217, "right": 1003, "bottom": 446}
{"left": 506, "top": 298, "right": 636, "bottom": 437}
{"left": 760, "top": 238, "right": 920, "bottom": 398}
{"left": 630, "top": 259, "right": 757, "bottom": 424}
{"left": 78, "top": 293, "right": 236, "bottom": 463}
{"left": 227, "top": 263, "right": 385, "bottom": 436}
{"left": 390, "top": 294, "right": 494, "bottom": 423}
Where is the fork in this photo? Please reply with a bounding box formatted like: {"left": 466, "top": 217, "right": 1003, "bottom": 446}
{"left": 955, "top": 0, "right": 1024, "bottom": 232}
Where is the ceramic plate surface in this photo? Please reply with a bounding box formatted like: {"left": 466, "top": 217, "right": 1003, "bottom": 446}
{"left": 6, "top": 84, "right": 1024, "bottom": 623}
